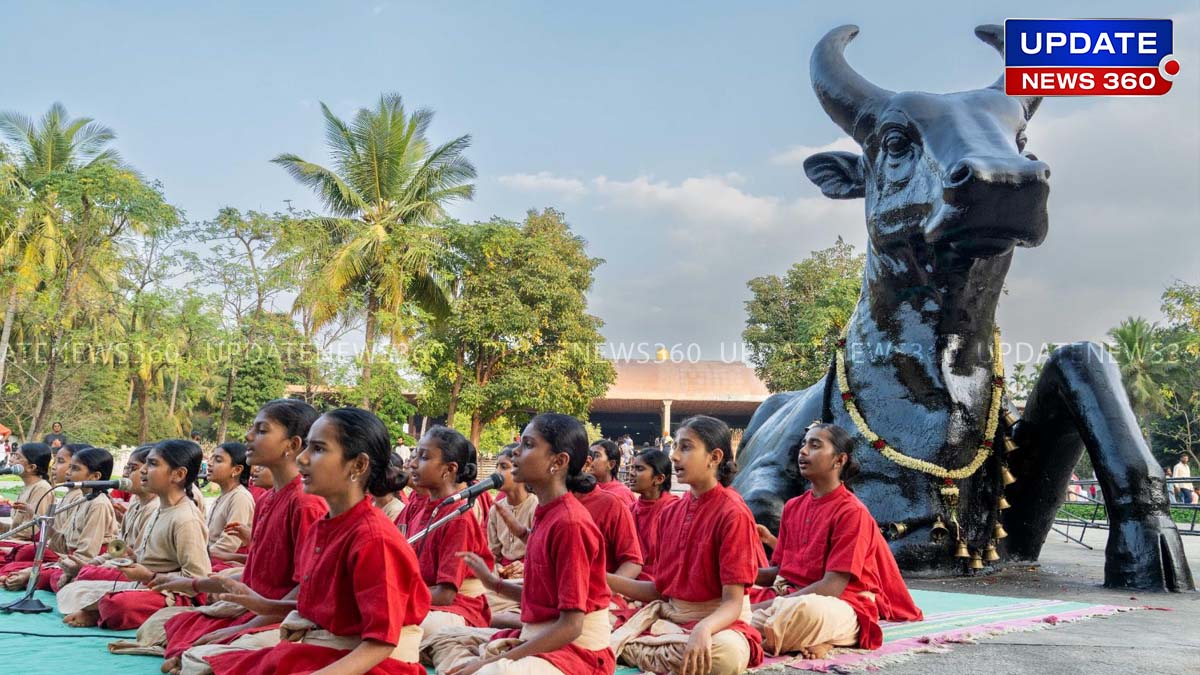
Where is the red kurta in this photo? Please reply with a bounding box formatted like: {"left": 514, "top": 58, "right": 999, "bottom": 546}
{"left": 653, "top": 483, "right": 764, "bottom": 668}
{"left": 631, "top": 493, "right": 679, "bottom": 581}
{"left": 163, "top": 475, "right": 327, "bottom": 659}
{"left": 576, "top": 488, "right": 643, "bottom": 574}
{"left": 517, "top": 492, "right": 615, "bottom": 675}
{"left": 771, "top": 485, "right": 923, "bottom": 649}
{"left": 248, "top": 485, "right": 271, "bottom": 508}
{"left": 415, "top": 501, "right": 493, "bottom": 627}
{"left": 206, "top": 497, "right": 430, "bottom": 675}
{"left": 595, "top": 479, "right": 637, "bottom": 508}
{"left": 395, "top": 492, "right": 429, "bottom": 536}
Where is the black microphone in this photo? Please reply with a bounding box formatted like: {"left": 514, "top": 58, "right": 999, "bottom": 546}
{"left": 437, "top": 473, "right": 503, "bottom": 507}
{"left": 58, "top": 478, "right": 133, "bottom": 491}
{"left": 0, "top": 464, "right": 24, "bottom": 476}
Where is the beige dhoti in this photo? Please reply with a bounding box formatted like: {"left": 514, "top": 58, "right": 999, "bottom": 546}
{"left": 750, "top": 593, "right": 860, "bottom": 656}
{"left": 426, "top": 609, "right": 610, "bottom": 675}
{"left": 611, "top": 597, "right": 753, "bottom": 675}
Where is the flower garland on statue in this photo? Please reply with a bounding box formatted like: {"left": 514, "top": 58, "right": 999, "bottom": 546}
{"left": 834, "top": 328, "right": 1005, "bottom": 481}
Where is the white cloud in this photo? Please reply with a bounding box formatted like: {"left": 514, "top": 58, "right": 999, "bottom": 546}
{"left": 769, "top": 136, "right": 859, "bottom": 165}
{"left": 497, "top": 171, "right": 588, "bottom": 197}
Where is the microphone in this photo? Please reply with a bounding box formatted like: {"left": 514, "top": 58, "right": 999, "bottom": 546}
{"left": 58, "top": 478, "right": 133, "bottom": 491}
{"left": 0, "top": 464, "right": 24, "bottom": 476}
{"left": 437, "top": 473, "right": 503, "bottom": 507}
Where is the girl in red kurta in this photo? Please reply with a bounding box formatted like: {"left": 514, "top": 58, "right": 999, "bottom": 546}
{"left": 410, "top": 426, "right": 495, "bottom": 638}
{"left": 750, "top": 423, "right": 922, "bottom": 659}
{"left": 588, "top": 439, "right": 637, "bottom": 507}
{"left": 152, "top": 399, "right": 326, "bottom": 675}
{"left": 608, "top": 415, "right": 764, "bottom": 675}
{"left": 205, "top": 407, "right": 431, "bottom": 675}
{"left": 248, "top": 464, "right": 273, "bottom": 507}
{"left": 628, "top": 448, "right": 679, "bottom": 582}
{"left": 575, "top": 484, "right": 643, "bottom": 578}
{"left": 448, "top": 412, "right": 616, "bottom": 675}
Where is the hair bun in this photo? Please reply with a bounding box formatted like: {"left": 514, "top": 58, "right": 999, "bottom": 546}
{"left": 461, "top": 462, "right": 478, "bottom": 483}
{"left": 565, "top": 471, "right": 597, "bottom": 494}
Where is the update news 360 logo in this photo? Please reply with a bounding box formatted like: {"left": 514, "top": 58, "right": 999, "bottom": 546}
{"left": 1005, "top": 19, "right": 1180, "bottom": 96}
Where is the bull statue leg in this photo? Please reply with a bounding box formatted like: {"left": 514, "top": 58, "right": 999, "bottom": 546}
{"left": 1004, "top": 341, "right": 1194, "bottom": 591}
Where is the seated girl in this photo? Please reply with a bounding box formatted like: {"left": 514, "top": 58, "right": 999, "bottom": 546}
{"left": 749, "top": 423, "right": 922, "bottom": 659}
{"left": 410, "top": 427, "right": 494, "bottom": 641}
{"left": 607, "top": 416, "right": 764, "bottom": 675}
{"left": 574, "top": 469, "right": 642, "bottom": 580}
{"left": 1, "top": 443, "right": 78, "bottom": 565}
{"left": 205, "top": 442, "right": 256, "bottom": 571}
{"left": 0, "top": 447, "right": 118, "bottom": 591}
{"left": 54, "top": 445, "right": 158, "bottom": 588}
{"left": 484, "top": 445, "right": 538, "bottom": 622}
{"left": 200, "top": 407, "right": 430, "bottom": 675}
{"left": 151, "top": 399, "right": 326, "bottom": 675}
{"left": 0, "top": 442, "right": 55, "bottom": 549}
{"left": 247, "top": 464, "right": 273, "bottom": 506}
{"left": 396, "top": 453, "right": 429, "bottom": 535}
{"left": 372, "top": 452, "right": 408, "bottom": 522}
{"left": 587, "top": 440, "right": 636, "bottom": 507}
{"left": 627, "top": 448, "right": 678, "bottom": 582}
{"left": 439, "top": 412, "right": 615, "bottom": 675}
{"left": 58, "top": 439, "right": 211, "bottom": 629}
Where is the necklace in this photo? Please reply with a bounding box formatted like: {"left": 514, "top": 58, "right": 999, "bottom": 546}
{"left": 834, "top": 329, "right": 1004, "bottom": 480}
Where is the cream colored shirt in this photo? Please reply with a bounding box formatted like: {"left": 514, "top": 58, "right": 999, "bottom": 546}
{"left": 8, "top": 479, "right": 53, "bottom": 541}
{"left": 62, "top": 492, "right": 117, "bottom": 559}
{"left": 486, "top": 492, "right": 538, "bottom": 562}
{"left": 378, "top": 495, "right": 405, "bottom": 522}
{"left": 135, "top": 497, "right": 211, "bottom": 580}
{"left": 206, "top": 484, "right": 256, "bottom": 554}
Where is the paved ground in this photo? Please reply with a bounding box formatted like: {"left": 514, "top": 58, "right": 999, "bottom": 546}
{"left": 781, "top": 527, "right": 1200, "bottom": 674}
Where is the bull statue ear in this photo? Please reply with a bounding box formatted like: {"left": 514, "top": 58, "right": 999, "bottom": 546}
{"left": 803, "top": 151, "right": 865, "bottom": 199}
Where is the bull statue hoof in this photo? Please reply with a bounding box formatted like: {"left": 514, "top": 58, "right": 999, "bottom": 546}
{"left": 733, "top": 24, "right": 1193, "bottom": 592}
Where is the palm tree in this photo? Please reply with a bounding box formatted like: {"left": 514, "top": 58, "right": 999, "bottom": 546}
{"left": 0, "top": 103, "right": 126, "bottom": 436}
{"left": 274, "top": 93, "right": 475, "bottom": 407}
{"left": 1109, "top": 317, "right": 1170, "bottom": 427}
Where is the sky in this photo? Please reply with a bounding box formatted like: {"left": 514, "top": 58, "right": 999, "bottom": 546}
{"left": 3, "top": 0, "right": 1198, "bottom": 373}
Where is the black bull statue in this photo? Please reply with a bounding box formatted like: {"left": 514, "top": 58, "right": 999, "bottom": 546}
{"left": 733, "top": 24, "right": 1193, "bottom": 592}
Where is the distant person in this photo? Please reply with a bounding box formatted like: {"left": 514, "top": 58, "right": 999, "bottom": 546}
{"left": 43, "top": 421, "right": 67, "bottom": 449}
{"left": 394, "top": 437, "right": 411, "bottom": 464}
{"left": 1173, "top": 454, "right": 1195, "bottom": 505}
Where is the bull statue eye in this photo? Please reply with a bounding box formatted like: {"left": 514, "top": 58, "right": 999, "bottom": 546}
{"left": 882, "top": 130, "right": 912, "bottom": 158}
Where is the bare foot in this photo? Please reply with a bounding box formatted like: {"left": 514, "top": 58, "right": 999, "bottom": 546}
{"left": 799, "top": 642, "right": 834, "bottom": 659}
{"left": 161, "top": 656, "right": 180, "bottom": 674}
{"left": 2, "top": 571, "right": 29, "bottom": 590}
{"left": 63, "top": 610, "right": 99, "bottom": 627}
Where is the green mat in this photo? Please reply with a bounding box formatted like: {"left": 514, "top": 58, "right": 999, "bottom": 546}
{"left": 0, "top": 588, "right": 1124, "bottom": 674}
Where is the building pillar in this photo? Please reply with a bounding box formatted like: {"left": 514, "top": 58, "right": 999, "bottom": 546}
{"left": 661, "top": 400, "right": 672, "bottom": 440}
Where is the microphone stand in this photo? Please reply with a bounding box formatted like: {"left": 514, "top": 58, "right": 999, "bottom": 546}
{"left": 407, "top": 498, "right": 474, "bottom": 547}
{"left": 1, "top": 493, "right": 92, "bottom": 614}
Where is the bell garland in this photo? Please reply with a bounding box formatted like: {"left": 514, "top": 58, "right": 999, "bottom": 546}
{"left": 836, "top": 327, "right": 1011, "bottom": 561}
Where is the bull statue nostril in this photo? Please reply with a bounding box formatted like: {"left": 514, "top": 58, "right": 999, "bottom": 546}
{"left": 948, "top": 162, "right": 973, "bottom": 186}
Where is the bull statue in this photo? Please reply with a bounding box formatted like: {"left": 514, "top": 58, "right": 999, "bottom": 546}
{"left": 733, "top": 24, "right": 1193, "bottom": 592}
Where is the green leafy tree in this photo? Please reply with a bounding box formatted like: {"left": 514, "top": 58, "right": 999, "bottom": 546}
{"left": 411, "top": 209, "right": 615, "bottom": 446}
{"left": 229, "top": 348, "right": 287, "bottom": 431}
{"left": 743, "top": 238, "right": 865, "bottom": 392}
{"left": 274, "top": 93, "right": 476, "bottom": 407}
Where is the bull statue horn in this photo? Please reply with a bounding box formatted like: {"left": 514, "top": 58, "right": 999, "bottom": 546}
{"left": 974, "top": 24, "right": 1042, "bottom": 120}
{"left": 810, "top": 25, "right": 893, "bottom": 143}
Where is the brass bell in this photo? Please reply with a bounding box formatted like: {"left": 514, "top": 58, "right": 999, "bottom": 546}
{"left": 993, "top": 522, "right": 1008, "bottom": 540}
{"left": 955, "top": 540, "right": 970, "bottom": 558}
{"left": 1004, "top": 410, "right": 1019, "bottom": 428}
{"left": 998, "top": 495, "right": 1011, "bottom": 510}
{"left": 970, "top": 552, "right": 985, "bottom": 570}
{"left": 1002, "top": 466, "right": 1017, "bottom": 486}
{"left": 929, "top": 517, "right": 949, "bottom": 544}
{"left": 1004, "top": 437, "right": 1019, "bottom": 454}
{"left": 108, "top": 538, "right": 128, "bottom": 557}
{"left": 887, "top": 522, "right": 908, "bottom": 540}
{"left": 983, "top": 542, "right": 1000, "bottom": 562}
